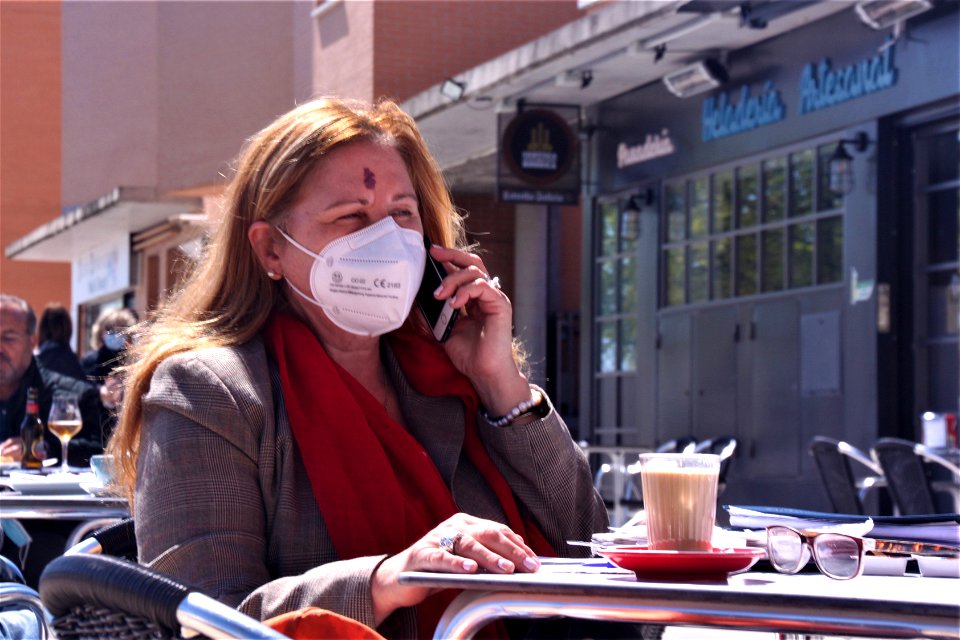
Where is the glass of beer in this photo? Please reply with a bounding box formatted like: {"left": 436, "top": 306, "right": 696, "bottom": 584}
{"left": 48, "top": 391, "right": 82, "bottom": 473}
{"left": 638, "top": 453, "right": 720, "bottom": 551}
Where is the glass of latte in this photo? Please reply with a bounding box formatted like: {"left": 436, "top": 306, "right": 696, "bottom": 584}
{"left": 638, "top": 453, "right": 720, "bottom": 551}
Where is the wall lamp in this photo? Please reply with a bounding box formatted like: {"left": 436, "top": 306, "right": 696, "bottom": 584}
{"left": 662, "top": 59, "right": 728, "bottom": 98}
{"left": 855, "top": 0, "right": 933, "bottom": 30}
{"left": 440, "top": 78, "right": 466, "bottom": 102}
{"left": 620, "top": 189, "right": 656, "bottom": 241}
{"left": 829, "top": 132, "right": 870, "bottom": 195}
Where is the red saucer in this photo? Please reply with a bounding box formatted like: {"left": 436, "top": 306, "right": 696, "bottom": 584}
{"left": 597, "top": 546, "right": 765, "bottom": 580}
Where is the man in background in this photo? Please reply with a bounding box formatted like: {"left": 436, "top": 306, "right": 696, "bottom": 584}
{"left": 0, "top": 295, "right": 104, "bottom": 464}
{"left": 0, "top": 293, "right": 108, "bottom": 587}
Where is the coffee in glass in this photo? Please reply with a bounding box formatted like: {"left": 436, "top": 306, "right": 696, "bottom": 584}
{"left": 639, "top": 453, "right": 720, "bottom": 551}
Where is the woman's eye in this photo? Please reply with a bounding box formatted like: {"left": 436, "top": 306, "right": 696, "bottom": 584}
{"left": 391, "top": 209, "right": 414, "bottom": 218}
{"left": 338, "top": 212, "right": 363, "bottom": 221}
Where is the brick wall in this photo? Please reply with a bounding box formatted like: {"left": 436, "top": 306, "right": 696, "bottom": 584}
{"left": 373, "top": 0, "right": 584, "bottom": 102}
{"left": 453, "top": 192, "right": 516, "bottom": 301}
{"left": 0, "top": 1, "right": 70, "bottom": 313}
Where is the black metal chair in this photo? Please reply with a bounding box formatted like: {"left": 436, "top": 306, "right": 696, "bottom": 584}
{"left": 1, "top": 555, "right": 51, "bottom": 639}
{"left": 65, "top": 517, "right": 136, "bottom": 559}
{"left": 655, "top": 436, "right": 697, "bottom": 454}
{"left": 39, "top": 554, "right": 288, "bottom": 639}
{"left": 809, "top": 436, "right": 887, "bottom": 515}
{"left": 871, "top": 438, "right": 960, "bottom": 515}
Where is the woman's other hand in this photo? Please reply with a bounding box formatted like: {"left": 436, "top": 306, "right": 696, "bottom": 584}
{"left": 427, "top": 245, "right": 533, "bottom": 416}
{"left": 0, "top": 437, "right": 22, "bottom": 462}
{"left": 369, "top": 513, "right": 540, "bottom": 624}
{"left": 100, "top": 374, "right": 125, "bottom": 410}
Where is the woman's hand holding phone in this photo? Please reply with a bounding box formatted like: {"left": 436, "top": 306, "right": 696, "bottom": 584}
{"left": 424, "top": 243, "right": 534, "bottom": 417}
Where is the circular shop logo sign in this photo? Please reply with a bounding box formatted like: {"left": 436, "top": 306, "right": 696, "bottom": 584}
{"left": 502, "top": 109, "right": 576, "bottom": 186}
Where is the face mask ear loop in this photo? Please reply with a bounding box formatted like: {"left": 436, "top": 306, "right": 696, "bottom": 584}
{"left": 283, "top": 276, "right": 330, "bottom": 312}
{"left": 275, "top": 226, "right": 323, "bottom": 261}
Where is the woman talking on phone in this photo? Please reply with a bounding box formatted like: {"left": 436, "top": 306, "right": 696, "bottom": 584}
{"left": 109, "top": 97, "right": 606, "bottom": 637}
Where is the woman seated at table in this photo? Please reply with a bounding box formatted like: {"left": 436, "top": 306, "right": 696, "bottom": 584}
{"left": 109, "top": 97, "right": 607, "bottom": 637}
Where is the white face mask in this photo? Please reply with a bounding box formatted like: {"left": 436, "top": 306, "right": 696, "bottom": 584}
{"left": 277, "top": 217, "right": 426, "bottom": 336}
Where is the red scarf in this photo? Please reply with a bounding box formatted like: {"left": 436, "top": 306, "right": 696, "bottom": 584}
{"left": 264, "top": 312, "right": 553, "bottom": 635}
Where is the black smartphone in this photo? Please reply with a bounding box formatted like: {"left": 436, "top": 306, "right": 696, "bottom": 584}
{"left": 416, "top": 236, "right": 459, "bottom": 342}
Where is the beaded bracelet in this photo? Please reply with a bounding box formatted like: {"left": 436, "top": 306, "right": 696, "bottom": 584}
{"left": 482, "top": 389, "right": 546, "bottom": 428}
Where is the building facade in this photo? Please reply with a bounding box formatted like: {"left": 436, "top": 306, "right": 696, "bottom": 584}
{"left": 585, "top": 4, "right": 958, "bottom": 507}
{"left": 4, "top": 0, "right": 586, "bottom": 357}
{"left": 6, "top": 1, "right": 958, "bottom": 509}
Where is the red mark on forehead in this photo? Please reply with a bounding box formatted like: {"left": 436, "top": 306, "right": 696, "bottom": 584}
{"left": 363, "top": 167, "right": 376, "bottom": 189}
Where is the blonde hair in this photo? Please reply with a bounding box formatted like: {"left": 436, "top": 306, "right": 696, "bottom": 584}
{"left": 109, "top": 98, "right": 465, "bottom": 497}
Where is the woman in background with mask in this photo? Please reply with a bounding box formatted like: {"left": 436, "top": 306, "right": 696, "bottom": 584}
{"left": 82, "top": 307, "right": 138, "bottom": 381}
{"left": 82, "top": 307, "right": 138, "bottom": 427}
{"left": 109, "top": 98, "right": 606, "bottom": 638}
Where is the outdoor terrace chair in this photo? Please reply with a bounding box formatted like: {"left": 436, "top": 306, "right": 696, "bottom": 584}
{"left": 871, "top": 438, "right": 960, "bottom": 515}
{"left": 655, "top": 436, "right": 697, "bottom": 454}
{"left": 809, "top": 436, "right": 888, "bottom": 515}
{"left": 39, "top": 554, "right": 288, "bottom": 640}
{"left": 65, "top": 517, "right": 136, "bottom": 559}
{"left": 0, "top": 582, "right": 50, "bottom": 640}
{"left": 1, "top": 555, "right": 52, "bottom": 640}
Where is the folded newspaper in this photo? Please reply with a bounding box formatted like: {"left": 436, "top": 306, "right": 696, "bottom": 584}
{"left": 725, "top": 505, "right": 960, "bottom": 545}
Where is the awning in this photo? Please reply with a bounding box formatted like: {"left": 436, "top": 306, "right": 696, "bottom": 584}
{"left": 5, "top": 186, "right": 202, "bottom": 262}
{"left": 400, "top": 0, "right": 853, "bottom": 193}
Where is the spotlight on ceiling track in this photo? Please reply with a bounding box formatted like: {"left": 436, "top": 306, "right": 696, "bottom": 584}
{"left": 662, "top": 59, "right": 728, "bottom": 98}
{"left": 440, "top": 78, "right": 466, "bottom": 102}
{"left": 855, "top": 0, "right": 933, "bottom": 30}
{"left": 556, "top": 69, "right": 594, "bottom": 90}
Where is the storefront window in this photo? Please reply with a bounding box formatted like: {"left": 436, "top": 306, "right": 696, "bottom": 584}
{"left": 762, "top": 228, "right": 785, "bottom": 292}
{"left": 790, "top": 149, "right": 814, "bottom": 217}
{"left": 620, "top": 257, "right": 637, "bottom": 314}
{"left": 666, "top": 247, "right": 685, "bottom": 306}
{"left": 620, "top": 210, "right": 640, "bottom": 254}
{"left": 665, "top": 182, "right": 686, "bottom": 242}
{"left": 599, "top": 321, "right": 617, "bottom": 373}
{"left": 789, "top": 222, "right": 815, "bottom": 288}
{"left": 927, "top": 129, "right": 960, "bottom": 185}
{"left": 736, "top": 233, "right": 758, "bottom": 295}
{"left": 690, "top": 177, "right": 709, "bottom": 238}
{"left": 763, "top": 157, "right": 787, "bottom": 222}
{"left": 595, "top": 196, "right": 641, "bottom": 373}
{"left": 659, "top": 141, "right": 846, "bottom": 308}
{"left": 689, "top": 242, "right": 709, "bottom": 303}
{"left": 817, "top": 216, "right": 843, "bottom": 284}
{"left": 737, "top": 165, "right": 759, "bottom": 228}
{"left": 600, "top": 202, "right": 618, "bottom": 255}
{"left": 713, "top": 238, "right": 732, "bottom": 299}
{"left": 713, "top": 170, "right": 733, "bottom": 233}
{"left": 928, "top": 188, "right": 959, "bottom": 265}
{"left": 620, "top": 318, "right": 638, "bottom": 371}
{"left": 600, "top": 260, "right": 617, "bottom": 315}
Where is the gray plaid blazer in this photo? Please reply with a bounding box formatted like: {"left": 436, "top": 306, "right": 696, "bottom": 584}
{"left": 135, "top": 336, "right": 607, "bottom": 637}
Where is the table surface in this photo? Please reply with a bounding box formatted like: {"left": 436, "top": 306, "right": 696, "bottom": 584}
{"left": 1, "top": 465, "right": 128, "bottom": 520}
{"left": 399, "top": 564, "right": 960, "bottom": 639}
{"left": 0, "top": 493, "right": 129, "bottom": 520}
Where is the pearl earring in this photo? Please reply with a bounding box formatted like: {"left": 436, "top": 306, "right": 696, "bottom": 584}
{"left": 267, "top": 271, "right": 278, "bottom": 279}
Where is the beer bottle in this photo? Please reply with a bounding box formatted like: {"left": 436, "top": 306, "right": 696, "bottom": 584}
{"left": 20, "top": 387, "right": 47, "bottom": 470}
